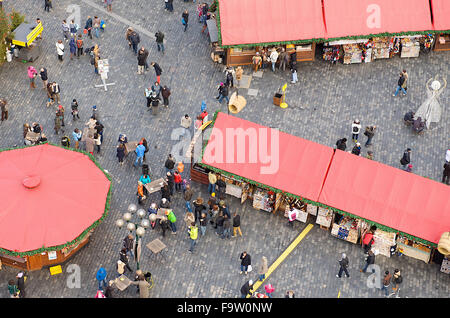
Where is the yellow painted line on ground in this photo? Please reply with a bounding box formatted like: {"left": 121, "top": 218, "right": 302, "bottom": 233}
{"left": 247, "top": 223, "right": 314, "bottom": 297}
{"left": 338, "top": 290, "right": 341, "bottom": 298}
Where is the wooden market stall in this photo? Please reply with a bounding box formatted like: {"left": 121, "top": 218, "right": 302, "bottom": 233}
{"left": 12, "top": 22, "right": 43, "bottom": 62}
{"left": 431, "top": 0, "right": 450, "bottom": 51}
{"left": 0, "top": 144, "right": 111, "bottom": 271}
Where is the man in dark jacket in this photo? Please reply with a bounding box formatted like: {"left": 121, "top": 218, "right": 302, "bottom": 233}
{"left": 166, "top": 171, "right": 175, "bottom": 196}
{"left": 122, "top": 234, "right": 134, "bottom": 260}
{"left": 161, "top": 85, "right": 171, "bottom": 107}
{"left": 364, "top": 125, "right": 376, "bottom": 147}
{"left": 193, "top": 198, "right": 207, "bottom": 223}
{"left": 151, "top": 62, "right": 162, "bottom": 83}
{"left": 119, "top": 248, "right": 132, "bottom": 273}
{"left": 222, "top": 214, "right": 231, "bottom": 239}
{"left": 182, "top": 10, "right": 189, "bottom": 32}
{"left": 129, "top": 31, "right": 140, "bottom": 55}
{"left": 215, "top": 212, "right": 224, "bottom": 237}
{"left": 232, "top": 212, "right": 242, "bottom": 237}
{"left": 240, "top": 251, "right": 251, "bottom": 275}
{"left": 393, "top": 72, "right": 407, "bottom": 96}
{"left": 400, "top": 148, "right": 411, "bottom": 170}
{"left": 217, "top": 83, "right": 229, "bottom": 104}
{"left": 155, "top": 31, "right": 165, "bottom": 52}
{"left": 361, "top": 249, "right": 375, "bottom": 273}
{"left": 442, "top": 162, "right": 450, "bottom": 185}
{"left": 16, "top": 272, "right": 26, "bottom": 298}
{"left": 240, "top": 280, "right": 253, "bottom": 298}
{"left": 336, "top": 253, "right": 349, "bottom": 278}
{"left": 351, "top": 142, "right": 361, "bottom": 156}
{"left": 335, "top": 138, "right": 347, "bottom": 151}
{"left": 85, "top": 16, "right": 93, "bottom": 39}
{"left": 137, "top": 47, "right": 148, "bottom": 74}
{"left": 216, "top": 176, "right": 226, "bottom": 198}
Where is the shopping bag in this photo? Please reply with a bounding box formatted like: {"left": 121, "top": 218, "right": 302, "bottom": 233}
{"left": 247, "top": 265, "right": 252, "bottom": 272}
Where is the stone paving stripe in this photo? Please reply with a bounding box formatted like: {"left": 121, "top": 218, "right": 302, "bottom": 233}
{"left": 80, "top": 0, "right": 156, "bottom": 39}
{"left": 247, "top": 223, "right": 314, "bottom": 297}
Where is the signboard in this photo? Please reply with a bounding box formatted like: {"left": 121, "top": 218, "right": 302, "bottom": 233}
{"left": 48, "top": 251, "right": 57, "bottom": 260}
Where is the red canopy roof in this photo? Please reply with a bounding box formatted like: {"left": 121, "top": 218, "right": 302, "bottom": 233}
{"left": 202, "top": 112, "right": 334, "bottom": 202}
{"left": 0, "top": 144, "right": 111, "bottom": 253}
{"left": 218, "top": 0, "right": 326, "bottom": 46}
{"left": 323, "top": 0, "right": 433, "bottom": 39}
{"left": 319, "top": 150, "right": 450, "bottom": 245}
{"left": 431, "top": 0, "right": 450, "bottom": 31}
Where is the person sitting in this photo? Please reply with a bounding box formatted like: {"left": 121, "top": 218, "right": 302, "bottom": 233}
{"left": 412, "top": 117, "right": 425, "bottom": 133}
{"left": 403, "top": 111, "right": 415, "bottom": 125}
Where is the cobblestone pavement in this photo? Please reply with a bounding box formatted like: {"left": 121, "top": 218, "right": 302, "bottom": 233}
{"left": 0, "top": 0, "right": 449, "bottom": 298}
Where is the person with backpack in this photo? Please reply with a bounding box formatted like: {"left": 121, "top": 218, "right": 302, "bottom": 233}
{"left": 76, "top": 35, "right": 84, "bottom": 58}
{"left": 166, "top": 209, "right": 177, "bottom": 234}
{"left": 165, "top": 154, "right": 176, "bottom": 173}
{"left": 351, "top": 119, "right": 361, "bottom": 143}
{"left": 188, "top": 222, "right": 198, "bottom": 253}
{"left": 336, "top": 253, "right": 350, "bottom": 278}
{"left": 182, "top": 10, "right": 189, "bottom": 32}
{"left": 71, "top": 99, "right": 80, "bottom": 121}
{"left": 62, "top": 20, "right": 70, "bottom": 42}
{"left": 390, "top": 269, "right": 403, "bottom": 297}
{"left": 217, "top": 83, "right": 229, "bottom": 104}
{"left": 155, "top": 31, "right": 165, "bottom": 53}
{"left": 161, "top": 85, "right": 171, "bottom": 108}
{"left": 351, "top": 142, "right": 361, "bottom": 156}
{"left": 69, "top": 36, "right": 77, "bottom": 60}
{"left": 69, "top": 20, "right": 78, "bottom": 37}
{"left": 84, "top": 16, "right": 93, "bottom": 39}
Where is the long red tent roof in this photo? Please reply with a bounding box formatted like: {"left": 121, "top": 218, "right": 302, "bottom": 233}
{"left": 201, "top": 112, "right": 334, "bottom": 202}
{"left": 0, "top": 144, "right": 111, "bottom": 254}
{"left": 318, "top": 150, "right": 450, "bottom": 245}
{"left": 431, "top": 0, "right": 450, "bottom": 31}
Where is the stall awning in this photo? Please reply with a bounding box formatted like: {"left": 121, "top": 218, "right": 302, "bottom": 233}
{"left": 201, "top": 112, "right": 334, "bottom": 202}
{"left": 218, "top": 0, "right": 326, "bottom": 46}
{"left": 323, "top": 0, "right": 434, "bottom": 39}
{"left": 318, "top": 150, "right": 450, "bottom": 245}
{"left": 431, "top": 0, "right": 450, "bottom": 31}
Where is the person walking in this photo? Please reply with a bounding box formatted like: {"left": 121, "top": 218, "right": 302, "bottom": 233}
{"left": 166, "top": 209, "right": 177, "bottom": 234}
{"left": 93, "top": 16, "right": 101, "bottom": 38}
{"left": 27, "top": 66, "right": 38, "bottom": 89}
{"left": 155, "top": 31, "right": 165, "bottom": 53}
{"left": 335, "top": 138, "right": 347, "bottom": 151}
{"left": 129, "top": 30, "right": 140, "bottom": 55}
{"left": 16, "top": 272, "right": 26, "bottom": 298}
{"left": 39, "top": 67, "right": 48, "bottom": 89}
{"left": 119, "top": 248, "right": 133, "bottom": 273}
{"left": 351, "top": 119, "right": 361, "bottom": 143}
{"left": 336, "top": 253, "right": 350, "bottom": 278}
{"left": 361, "top": 249, "right": 375, "bottom": 273}
{"left": 240, "top": 280, "right": 253, "bottom": 298}
{"left": 222, "top": 214, "right": 231, "bottom": 239}
{"left": 217, "top": 83, "right": 229, "bottom": 104}
{"left": 215, "top": 212, "right": 224, "bottom": 236}
{"left": 389, "top": 269, "right": 403, "bottom": 297}
{"left": 174, "top": 171, "right": 182, "bottom": 192}
{"left": 62, "top": 20, "right": 70, "bottom": 42}
{"left": 151, "top": 62, "right": 162, "bottom": 83}
{"left": 76, "top": 35, "right": 84, "bottom": 58}
{"left": 122, "top": 234, "right": 135, "bottom": 260}
{"left": 232, "top": 212, "right": 242, "bottom": 237}
{"left": 161, "top": 85, "right": 171, "bottom": 108}
{"left": 0, "top": 98, "right": 8, "bottom": 122}
{"left": 258, "top": 256, "right": 268, "bottom": 282}
{"left": 56, "top": 105, "right": 65, "bottom": 127}
{"left": 51, "top": 82, "right": 61, "bottom": 103}
{"left": 393, "top": 71, "right": 407, "bottom": 96}
{"left": 69, "top": 20, "right": 77, "bottom": 37}
{"left": 134, "top": 142, "right": 146, "bottom": 167}
{"left": 199, "top": 212, "right": 207, "bottom": 236}
{"left": 96, "top": 267, "right": 108, "bottom": 291}
{"left": 137, "top": 47, "right": 148, "bottom": 75}
{"left": 442, "top": 161, "right": 450, "bottom": 185}
{"left": 69, "top": 36, "right": 77, "bottom": 60}
{"left": 117, "top": 143, "right": 125, "bottom": 165}
{"left": 224, "top": 67, "right": 235, "bottom": 88}
{"left": 44, "top": 0, "right": 52, "bottom": 12}
{"left": 182, "top": 10, "right": 189, "bottom": 32}
{"left": 381, "top": 270, "right": 392, "bottom": 297}
{"left": 188, "top": 222, "right": 199, "bottom": 253}
{"left": 166, "top": 171, "right": 175, "bottom": 196}
{"left": 71, "top": 99, "right": 80, "bottom": 120}
{"left": 72, "top": 128, "right": 82, "bottom": 149}
{"left": 54, "top": 111, "right": 62, "bottom": 135}
{"left": 180, "top": 114, "right": 192, "bottom": 138}
{"left": 208, "top": 171, "right": 217, "bottom": 194}
{"left": 240, "top": 251, "right": 251, "bottom": 275}
{"left": 351, "top": 142, "right": 361, "bottom": 156}
{"left": 400, "top": 148, "right": 412, "bottom": 170}
{"left": 56, "top": 40, "right": 65, "bottom": 61}
{"left": 84, "top": 16, "right": 93, "bottom": 39}
{"left": 166, "top": 0, "right": 174, "bottom": 12}
{"left": 270, "top": 49, "right": 279, "bottom": 72}
{"left": 364, "top": 125, "right": 376, "bottom": 147}
{"left": 105, "top": 0, "right": 113, "bottom": 12}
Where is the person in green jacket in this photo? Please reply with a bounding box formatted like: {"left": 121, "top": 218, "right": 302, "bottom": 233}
{"left": 188, "top": 222, "right": 198, "bottom": 253}
{"left": 165, "top": 209, "right": 177, "bottom": 234}
{"left": 7, "top": 280, "right": 19, "bottom": 298}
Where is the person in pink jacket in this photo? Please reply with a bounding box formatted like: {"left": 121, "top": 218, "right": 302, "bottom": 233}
{"left": 27, "top": 66, "right": 38, "bottom": 89}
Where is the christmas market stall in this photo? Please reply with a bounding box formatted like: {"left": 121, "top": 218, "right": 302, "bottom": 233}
{"left": 215, "top": 0, "right": 325, "bottom": 66}
{"left": 11, "top": 21, "right": 43, "bottom": 62}
{"left": 430, "top": 0, "right": 450, "bottom": 52}
{"left": 322, "top": 0, "right": 435, "bottom": 64}
{"left": 318, "top": 149, "right": 450, "bottom": 263}
{"left": 0, "top": 143, "right": 111, "bottom": 271}
{"left": 196, "top": 111, "right": 334, "bottom": 216}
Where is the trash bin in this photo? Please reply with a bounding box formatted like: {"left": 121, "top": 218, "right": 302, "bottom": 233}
{"left": 273, "top": 93, "right": 282, "bottom": 106}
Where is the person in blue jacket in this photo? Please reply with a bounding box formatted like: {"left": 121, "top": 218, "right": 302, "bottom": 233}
{"left": 96, "top": 267, "right": 107, "bottom": 291}
{"left": 134, "top": 142, "right": 146, "bottom": 167}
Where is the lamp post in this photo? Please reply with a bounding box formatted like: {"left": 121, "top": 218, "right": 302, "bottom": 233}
{"left": 115, "top": 203, "right": 150, "bottom": 270}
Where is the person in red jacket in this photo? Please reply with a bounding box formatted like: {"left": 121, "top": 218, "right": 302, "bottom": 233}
{"left": 174, "top": 170, "right": 183, "bottom": 192}
{"left": 362, "top": 227, "right": 376, "bottom": 254}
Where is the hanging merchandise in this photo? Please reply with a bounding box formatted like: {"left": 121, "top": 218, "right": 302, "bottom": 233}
{"left": 400, "top": 37, "right": 421, "bottom": 58}
{"left": 342, "top": 44, "right": 363, "bottom": 64}
{"left": 284, "top": 198, "right": 308, "bottom": 223}
{"left": 441, "top": 257, "right": 450, "bottom": 274}
{"left": 323, "top": 45, "right": 340, "bottom": 64}
{"left": 396, "top": 236, "right": 432, "bottom": 263}
{"left": 316, "top": 207, "right": 333, "bottom": 228}
{"left": 372, "top": 37, "right": 391, "bottom": 59}
{"left": 331, "top": 213, "right": 359, "bottom": 244}
{"left": 253, "top": 188, "right": 272, "bottom": 212}
{"left": 371, "top": 229, "right": 396, "bottom": 257}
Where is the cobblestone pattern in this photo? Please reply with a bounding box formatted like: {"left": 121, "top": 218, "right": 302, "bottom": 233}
{"left": 0, "top": 0, "right": 448, "bottom": 298}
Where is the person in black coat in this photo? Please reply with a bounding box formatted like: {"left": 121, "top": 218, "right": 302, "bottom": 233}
{"left": 129, "top": 31, "right": 140, "bottom": 54}
{"left": 442, "top": 162, "right": 450, "bottom": 185}
{"left": 182, "top": 10, "right": 189, "bottom": 32}
{"left": 240, "top": 280, "right": 253, "bottom": 298}
{"left": 351, "top": 143, "right": 361, "bottom": 156}
{"left": 166, "top": 172, "right": 175, "bottom": 196}
{"left": 336, "top": 138, "right": 347, "bottom": 151}
{"left": 165, "top": 154, "right": 175, "bottom": 172}
{"left": 193, "top": 198, "right": 207, "bottom": 223}
{"left": 151, "top": 62, "right": 162, "bottom": 83}
{"left": 361, "top": 249, "right": 376, "bottom": 273}
{"left": 16, "top": 272, "right": 26, "bottom": 298}
{"left": 117, "top": 143, "right": 125, "bottom": 165}
{"left": 119, "top": 248, "right": 133, "bottom": 273}
{"left": 240, "top": 251, "right": 251, "bottom": 274}
{"left": 400, "top": 148, "right": 411, "bottom": 170}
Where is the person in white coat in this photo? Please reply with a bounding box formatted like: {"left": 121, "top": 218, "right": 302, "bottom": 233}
{"left": 56, "top": 40, "right": 65, "bottom": 61}
{"left": 351, "top": 119, "right": 361, "bottom": 143}
{"left": 270, "top": 49, "right": 279, "bottom": 72}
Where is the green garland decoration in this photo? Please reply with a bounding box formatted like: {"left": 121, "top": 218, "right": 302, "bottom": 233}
{"left": 197, "top": 111, "right": 437, "bottom": 247}
{"left": 215, "top": 0, "right": 448, "bottom": 49}
{"left": 0, "top": 142, "right": 112, "bottom": 257}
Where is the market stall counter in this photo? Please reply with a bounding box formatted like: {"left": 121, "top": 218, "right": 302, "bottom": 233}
{"left": 12, "top": 22, "right": 43, "bottom": 62}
